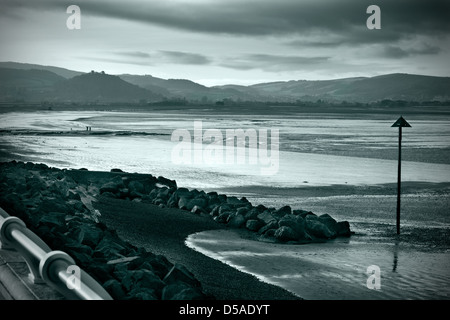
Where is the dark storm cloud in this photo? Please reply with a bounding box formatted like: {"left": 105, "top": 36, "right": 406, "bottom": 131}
{"left": 106, "top": 50, "right": 211, "bottom": 66}
{"left": 382, "top": 44, "right": 442, "bottom": 59}
{"left": 221, "top": 54, "right": 330, "bottom": 72}
{"left": 158, "top": 51, "right": 211, "bottom": 65}
{"left": 116, "top": 51, "right": 152, "bottom": 59}
{"left": 2, "top": 0, "right": 448, "bottom": 41}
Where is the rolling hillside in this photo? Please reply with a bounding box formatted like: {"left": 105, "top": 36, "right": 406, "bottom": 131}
{"left": 1, "top": 62, "right": 449, "bottom": 104}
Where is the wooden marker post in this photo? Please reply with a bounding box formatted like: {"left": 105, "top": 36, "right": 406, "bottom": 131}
{"left": 391, "top": 116, "right": 411, "bottom": 235}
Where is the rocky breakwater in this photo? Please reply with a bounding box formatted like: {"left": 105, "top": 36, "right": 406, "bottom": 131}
{"left": 0, "top": 161, "right": 208, "bottom": 300}
{"left": 97, "top": 169, "right": 352, "bottom": 244}
{"left": 0, "top": 161, "right": 352, "bottom": 299}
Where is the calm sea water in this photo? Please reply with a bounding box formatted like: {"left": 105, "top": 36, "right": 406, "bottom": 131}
{"left": 1, "top": 107, "right": 449, "bottom": 299}
{"left": 1, "top": 109, "right": 450, "bottom": 188}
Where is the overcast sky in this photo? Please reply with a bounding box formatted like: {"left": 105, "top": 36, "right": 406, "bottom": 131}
{"left": 0, "top": 0, "right": 449, "bottom": 86}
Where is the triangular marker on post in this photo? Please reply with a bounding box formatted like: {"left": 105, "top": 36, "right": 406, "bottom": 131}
{"left": 391, "top": 116, "right": 411, "bottom": 235}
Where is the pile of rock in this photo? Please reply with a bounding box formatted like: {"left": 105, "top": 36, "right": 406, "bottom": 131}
{"left": 96, "top": 169, "right": 352, "bottom": 243}
{"left": 0, "top": 160, "right": 352, "bottom": 299}
{"left": 0, "top": 161, "right": 208, "bottom": 300}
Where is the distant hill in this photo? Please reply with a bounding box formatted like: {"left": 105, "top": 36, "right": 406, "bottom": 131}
{"left": 0, "top": 68, "right": 66, "bottom": 101}
{"left": 0, "top": 62, "right": 84, "bottom": 79}
{"left": 247, "top": 74, "right": 450, "bottom": 102}
{"left": 120, "top": 74, "right": 267, "bottom": 102}
{"left": 332, "top": 74, "right": 450, "bottom": 102}
{"left": 53, "top": 71, "right": 162, "bottom": 103}
{"left": 0, "top": 68, "right": 162, "bottom": 103}
{"left": 1, "top": 62, "right": 449, "bottom": 104}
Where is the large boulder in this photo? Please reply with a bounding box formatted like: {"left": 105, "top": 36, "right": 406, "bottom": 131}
{"left": 167, "top": 187, "right": 191, "bottom": 208}
{"left": 191, "top": 205, "right": 207, "bottom": 215}
{"left": 121, "top": 269, "right": 165, "bottom": 296}
{"left": 156, "top": 176, "right": 177, "bottom": 189}
{"left": 244, "top": 207, "right": 260, "bottom": 220}
{"left": 274, "top": 226, "right": 298, "bottom": 242}
{"left": 128, "top": 180, "right": 145, "bottom": 195}
{"left": 94, "top": 230, "right": 129, "bottom": 259}
{"left": 214, "top": 211, "right": 232, "bottom": 224}
{"left": 163, "top": 264, "right": 201, "bottom": 288}
{"left": 103, "top": 279, "right": 126, "bottom": 300}
{"left": 257, "top": 210, "right": 277, "bottom": 224}
{"left": 306, "top": 217, "right": 336, "bottom": 239}
{"left": 226, "top": 196, "right": 247, "bottom": 207}
{"left": 38, "top": 211, "right": 67, "bottom": 229}
{"left": 258, "top": 220, "right": 278, "bottom": 235}
{"left": 335, "top": 221, "right": 352, "bottom": 237}
{"left": 227, "top": 213, "right": 246, "bottom": 228}
{"left": 72, "top": 222, "right": 105, "bottom": 248}
{"left": 186, "top": 197, "right": 208, "bottom": 211}
{"left": 246, "top": 219, "right": 265, "bottom": 232}
{"left": 273, "top": 205, "right": 292, "bottom": 219}
{"left": 99, "top": 176, "right": 124, "bottom": 194}
{"left": 318, "top": 214, "right": 338, "bottom": 232}
{"left": 278, "top": 214, "right": 309, "bottom": 240}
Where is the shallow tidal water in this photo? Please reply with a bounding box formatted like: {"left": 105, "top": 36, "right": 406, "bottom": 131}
{"left": 1, "top": 108, "right": 449, "bottom": 299}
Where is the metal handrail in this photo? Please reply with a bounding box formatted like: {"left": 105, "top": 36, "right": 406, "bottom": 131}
{"left": 0, "top": 207, "right": 112, "bottom": 300}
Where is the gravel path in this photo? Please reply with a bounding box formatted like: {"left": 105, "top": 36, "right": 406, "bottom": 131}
{"left": 94, "top": 196, "right": 300, "bottom": 300}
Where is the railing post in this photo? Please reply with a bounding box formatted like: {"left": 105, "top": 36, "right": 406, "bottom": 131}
{"left": 0, "top": 216, "right": 51, "bottom": 283}
{"left": 0, "top": 207, "right": 113, "bottom": 300}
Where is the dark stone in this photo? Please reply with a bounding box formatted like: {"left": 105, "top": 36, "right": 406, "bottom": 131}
{"left": 257, "top": 210, "right": 276, "bottom": 224}
{"left": 161, "top": 282, "right": 205, "bottom": 300}
{"left": 99, "top": 176, "right": 125, "bottom": 194}
{"left": 274, "top": 205, "right": 292, "bottom": 218}
{"left": 235, "top": 206, "right": 249, "bottom": 216}
{"left": 38, "top": 198, "right": 71, "bottom": 215}
{"left": 157, "top": 176, "right": 177, "bottom": 189}
{"left": 227, "top": 214, "right": 246, "bottom": 228}
{"left": 318, "top": 214, "right": 338, "bottom": 233}
{"left": 68, "top": 190, "right": 81, "bottom": 200}
{"left": 262, "top": 228, "right": 276, "bottom": 238}
{"left": 191, "top": 205, "right": 207, "bottom": 215}
{"left": 128, "top": 180, "right": 145, "bottom": 194}
{"left": 163, "top": 264, "right": 200, "bottom": 288}
{"left": 186, "top": 197, "right": 208, "bottom": 211}
{"left": 218, "top": 204, "right": 234, "bottom": 215}
{"left": 103, "top": 279, "right": 126, "bottom": 300}
{"left": 178, "top": 196, "right": 189, "bottom": 210}
{"left": 214, "top": 211, "right": 232, "bottom": 223}
{"left": 246, "top": 219, "right": 265, "bottom": 232}
{"left": 244, "top": 207, "right": 260, "bottom": 220}
{"left": 94, "top": 231, "right": 128, "bottom": 259}
{"left": 278, "top": 214, "right": 308, "bottom": 240}
{"left": 76, "top": 223, "right": 105, "bottom": 248}
{"left": 306, "top": 219, "right": 336, "bottom": 239}
{"left": 258, "top": 220, "right": 278, "bottom": 235}
{"left": 226, "top": 196, "right": 245, "bottom": 206}
{"left": 38, "top": 211, "right": 66, "bottom": 229}
{"left": 121, "top": 269, "right": 165, "bottom": 294}
{"left": 335, "top": 221, "right": 352, "bottom": 237}
{"left": 209, "top": 205, "right": 220, "bottom": 217}
{"left": 100, "top": 191, "right": 117, "bottom": 198}
{"left": 274, "top": 226, "right": 298, "bottom": 242}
